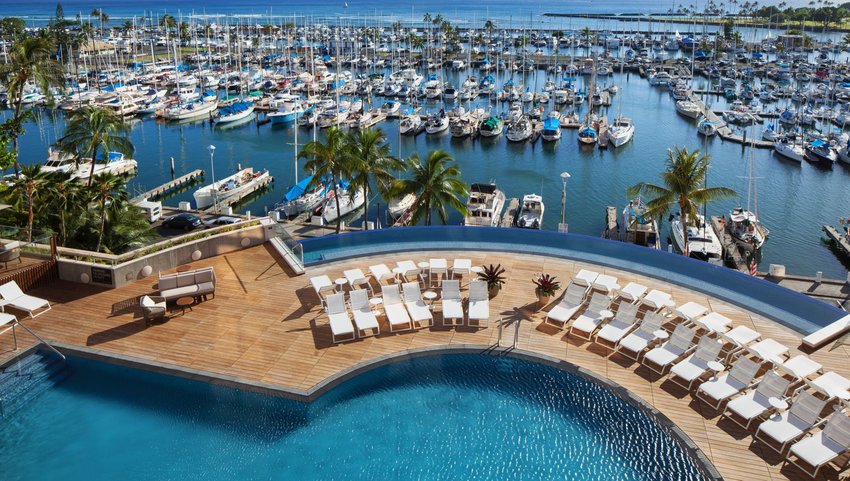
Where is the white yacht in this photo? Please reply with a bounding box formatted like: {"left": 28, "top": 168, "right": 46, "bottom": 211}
{"left": 425, "top": 110, "right": 449, "bottom": 134}
{"left": 728, "top": 207, "right": 768, "bottom": 251}
{"left": 606, "top": 116, "right": 634, "bottom": 147}
{"left": 697, "top": 118, "right": 717, "bottom": 137}
{"left": 399, "top": 111, "right": 422, "bottom": 135}
{"left": 213, "top": 101, "right": 255, "bottom": 125}
{"left": 268, "top": 95, "right": 305, "bottom": 125}
{"left": 161, "top": 97, "right": 218, "bottom": 121}
{"left": 193, "top": 167, "right": 270, "bottom": 209}
{"left": 464, "top": 183, "right": 506, "bottom": 227}
{"left": 277, "top": 175, "right": 328, "bottom": 217}
{"left": 479, "top": 115, "right": 504, "bottom": 137}
{"left": 74, "top": 152, "right": 139, "bottom": 181}
{"left": 621, "top": 198, "right": 660, "bottom": 249}
{"left": 388, "top": 193, "right": 416, "bottom": 218}
{"left": 670, "top": 213, "right": 723, "bottom": 264}
{"left": 774, "top": 138, "right": 805, "bottom": 162}
{"left": 675, "top": 100, "right": 702, "bottom": 120}
{"left": 322, "top": 182, "right": 366, "bottom": 223}
{"left": 506, "top": 116, "right": 533, "bottom": 142}
{"left": 380, "top": 100, "right": 401, "bottom": 118}
{"left": 41, "top": 148, "right": 76, "bottom": 175}
{"left": 516, "top": 194, "right": 544, "bottom": 229}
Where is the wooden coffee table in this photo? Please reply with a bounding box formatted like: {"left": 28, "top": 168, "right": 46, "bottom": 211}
{"left": 175, "top": 296, "right": 195, "bottom": 315}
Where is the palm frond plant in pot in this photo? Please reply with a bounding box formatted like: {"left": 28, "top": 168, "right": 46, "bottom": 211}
{"left": 532, "top": 273, "right": 561, "bottom": 308}
{"left": 477, "top": 263, "right": 506, "bottom": 299}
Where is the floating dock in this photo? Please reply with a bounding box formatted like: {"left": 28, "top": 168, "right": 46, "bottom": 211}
{"left": 602, "top": 206, "right": 619, "bottom": 240}
{"left": 690, "top": 96, "right": 774, "bottom": 149}
{"left": 131, "top": 169, "right": 204, "bottom": 203}
{"left": 823, "top": 225, "right": 850, "bottom": 257}
{"left": 500, "top": 198, "right": 519, "bottom": 227}
{"left": 710, "top": 216, "right": 748, "bottom": 272}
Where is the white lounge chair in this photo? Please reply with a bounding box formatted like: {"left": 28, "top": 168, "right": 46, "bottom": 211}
{"left": 396, "top": 260, "right": 422, "bottom": 284}
{"left": 786, "top": 413, "right": 850, "bottom": 478}
{"left": 720, "top": 325, "right": 762, "bottom": 362}
{"left": 694, "top": 312, "right": 733, "bottom": 335}
{"left": 451, "top": 259, "right": 471, "bottom": 280}
{"left": 641, "top": 289, "right": 673, "bottom": 312}
{"left": 595, "top": 302, "right": 640, "bottom": 347}
{"left": 428, "top": 258, "right": 448, "bottom": 287}
{"left": 668, "top": 335, "right": 725, "bottom": 390}
{"left": 440, "top": 280, "right": 464, "bottom": 326}
{"left": 310, "top": 275, "right": 335, "bottom": 308}
{"left": 755, "top": 391, "right": 828, "bottom": 455}
{"left": 674, "top": 301, "right": 709, "bottom": 322}
{"left": 381, "top": 284, "right": 413, "bottom": 332}
{"left": 544, "top": 283, "right": 589, "bottom": 330}
{"left": 809, "top": 371, "right": 850, "bottom": 401}
{"left": 642, "top": 323, "right": 698, "bottom": 376}
{"left": 777, "top": 355, "right": 823, "bottom": 384}
{"left": 724, "top": 370, "right": 793, "bottom": 429}
{"left": 402, "top": 281, "right": 433, "bottom": 329}
{"left": 747, "top": 338, "right": 790, "bottom": 366}
{"left": 0, "top": 281, "right": 51, "bottom": 319}
{"left": 591, "top": 274, "right": 620, "bottom": 295}
{"left": 695, "top": 355, "right": 761, "bottom": 410}
{"left": 467, "top": 280, "right": 490, "bottom": 326}
{"left": 572, "top": 269, "right": 599, "bottom": 287}
{"left": 614, "top": 311, "right": 666, "bottom": 361}
{"left": 569, "top": 292, "right": 614, "bottom": 340}
{"left": 369, "top": 263, "right": 394, "bottom": 286}
{"left": 615, "top": 282, "right": 647, "bottom": 304}
{"left": 349, "top": 289, "right": 380, "bottom": 338}
{"left": 344, "top": 268, "right": 372, "bottom": 294}
{"left": 324, "top": 292, "right": 355, "bottom": 343}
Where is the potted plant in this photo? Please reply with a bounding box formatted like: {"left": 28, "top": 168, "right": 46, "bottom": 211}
{"left": 532, "top": 273, "right": 561, "bottom": 307}
{"left": 477, "top": 263, "right": 506, "bottom": 299}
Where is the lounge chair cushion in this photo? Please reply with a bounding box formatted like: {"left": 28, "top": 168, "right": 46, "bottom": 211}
{"left": 618, "top": 330, "right": 655, "bottom": 354}
{"left": 759, "top": 411, "right": 815, "bottom": 444}
{"left": 159, "top": 276, "right": 178, "bottom": 290}
{"left": 670, "top": 353, "right": 712, "bottom": 383}
{"left": 176, "top": 274, "right": 195, "bottom": 288}
{"left": 597, "top": 319, "right": 633, "bottom": 344}
{"left": 790, "top": 432, "right": 847, "bottom": 468}
{"left": 728, "top": 392, "right": 772, "bottom": 421}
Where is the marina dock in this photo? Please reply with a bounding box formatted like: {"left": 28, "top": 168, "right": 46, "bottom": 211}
{"left": 500, "top": 198, "right": 519, "bottom": 227}
{"left": 602, "top": 206, "right": 619, "bottom": 240}
{"left": 690, "top": 96, "right": 774, "bottom": 149}
{"left": 131, "top": 169, "right": 204, "bottom": 203}
{"left": 710, "top": 216, "right": 748, "bottom": 272}
{"left": 823, "top": 225, "right": 850, "bottom": 258}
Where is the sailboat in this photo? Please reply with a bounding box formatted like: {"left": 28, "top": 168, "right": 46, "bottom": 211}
{"left": 276, "top": 175, "right": 328, "bottom": 217}
{"left": 670, "top": 213, "right": 723, "bottom": 264}
{"left": 728, "top": 141, "right": 769, "bottom": 251}
{"left": 321, "top": 180, "right": 365, "bottom": 223}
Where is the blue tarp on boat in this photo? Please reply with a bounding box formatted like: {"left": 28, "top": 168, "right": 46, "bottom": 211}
{"left": 283, "top": 175, "right": 315, "bottom": 202}
{"left": 543, "top": 118, "right": 561, "bottom": 131}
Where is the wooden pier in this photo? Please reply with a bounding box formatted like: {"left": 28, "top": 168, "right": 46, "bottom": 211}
{"left": 602, "top": 206, "right": 619, "bottom": 240}
{"left": 690, "top": 96, "right": 774, "bottom": 149}
{"left": 500, "top": 198, "right": 519, "bottom": 228}
{"left": 201, "top": 174, "right": 274, "bottom": 213}
{"left": 131, "top": 169, "right": 204, "bottom": 203}
{"left": 823, "top": 224, "right": 850, "bottom": 257}
{"left": 710, "top": 215, "right": 748, "bottom": 272}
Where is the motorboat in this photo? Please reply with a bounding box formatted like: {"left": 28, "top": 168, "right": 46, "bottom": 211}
{"left": 399, "top": 111, "right": 422, "bottom": 135}
{"left": 268, "top": 95, "right": 305, "bottom": 125}
{"left": 193, "top": 167, "right": 270, "bottom": 209}
{"left": 516, "top": 194, "right": 544, "bottom": 229}
{"left": 380, "top": 100, "right": 401, "bottom": 118}
{"left": 276, "top": 175, "right": 328, "bottom": 217}
{"left": 160, "top": 95, "right": 218, "bottom": 121}
{"left": 606, "top": 116, "right": 634, "bottom": 147}
{"left": 425, "top": 109, "right": 449, "bottom": 134}
{"left": 321, "top": 181, "right": 365, "bottom": 223}
{"left": 213, "top": 101, "right": 255, "bottom": 125}
{"left": 675, "top": 100, "right": 702, "bottom": 120}
{"left": 506, "top": 116, "right": 533, "bottom": 142}
{"left": 804, "top": 138, "right": 836, "bottom": 163}
{"left": 74, "top": 151, "right": 138, "bottom": 181}
{"left": 541, "top": 117, "right": 561, "bottom": 142}
{"left": 479, "top": 115, "right": 504, "bottom": 137}
{"left": 464, "top": 182, "right": 505, "bottom": 227}
{"left": 727, "top": 207, "right": 768, "bottom": 251}
{"left": 697, "top": 118, "right": 717, "bottom": 137}
{"left": 577, "top": 124, "right": 598, "bottom": 145}
{"left": 621, "top": 198, "right": 660, "bottom": 249}
{"left": 41, "top": 148, "right": 76, "bottom": 175}
{"left": 670, "top": 213, "right": 723, "bottom": 264}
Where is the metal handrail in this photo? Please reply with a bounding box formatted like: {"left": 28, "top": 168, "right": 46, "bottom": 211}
{"left": 4, "top": 319, "right": 65, "bottom": 361}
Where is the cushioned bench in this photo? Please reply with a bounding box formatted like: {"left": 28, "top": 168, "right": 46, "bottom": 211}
{"left": 158, "top": 267, "right": 216, "bottom": 302}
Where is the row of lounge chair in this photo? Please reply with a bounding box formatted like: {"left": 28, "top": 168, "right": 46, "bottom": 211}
{"left": 543, "top": 268, "right": 850, "bottom": 479}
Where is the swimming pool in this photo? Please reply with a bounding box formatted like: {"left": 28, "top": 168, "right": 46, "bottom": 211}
{"left": 0, "top": 352, "right": 712, "bottom": 480}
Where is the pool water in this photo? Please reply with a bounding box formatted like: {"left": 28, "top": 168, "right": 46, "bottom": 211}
{"left": 0, "top": 353, "right": 709, "bottom": 480}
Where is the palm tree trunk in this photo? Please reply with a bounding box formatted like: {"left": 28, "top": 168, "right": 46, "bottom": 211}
{"left": 680, "top": 199, "right": 689, "bottom": 257}
{"left": 12, "top": 85, "right": 24, "bottom": 178}
{"left": 97, "top": 199, "right": 106, "bottom": 253}
{"left": 88, "top": 142, "right": 99, "bottom": 186}
{"left": 332, "top": 173, "right": 342, "bottom": 234}
{"left": 363, "top": 184, "right": 370, "bottom": 230}
{"left": 26, "top": 186, "right": 34, "bottom": 242}
{"left": 59, "top": 211, "right": 66, "bottom": 246}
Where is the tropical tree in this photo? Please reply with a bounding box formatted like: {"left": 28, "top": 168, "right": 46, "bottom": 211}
{"left": 344, "top": 128, "right": 401, "bottom": 230}
{"left": 94, "top": 199, "right": 158, "bottom": 254}
{"left": 299, "top": 127, "right": 349, "bottom": 234}
{"left": 6, "top": 164, "right": 51, "bottom": 241}
{"left": 484, "top": 19, "right": 496, "bottom": 38}
{"left": 90, "top": 8, "right": 108, "bottom": 35}
{"left": 44, "top": 171, "right": 81, "bottom": 246}
{"left": 58, "top": 105, "right": 134, "bottom": 186}
{"left": 0, "top": 37, "right": 64, "bottom": 177}
{"left": 627, "top": 146, "right": 735, "bottom": 256}
{"left": 389, "top": 150, "right": 468, "bottom": 226}
{"left": 160, "top": 14, "right": 177, "bottom": 30}
{"left": 88, "top": 172, "right": 126, "bottom": 253}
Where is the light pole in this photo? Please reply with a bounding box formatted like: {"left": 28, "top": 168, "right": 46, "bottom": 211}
{"left": 559, "top": 171, "right": 570, "bottom": 232}
{"left": 208, "top": 144, "right": 217, "bottom": 214}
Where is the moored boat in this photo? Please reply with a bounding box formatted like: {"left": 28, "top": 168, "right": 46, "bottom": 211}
{"left": 516, "top": 193, "right": 544, "bottom": 229}
{"left": 193, "top": 167, "right": 270, "bottom": 209}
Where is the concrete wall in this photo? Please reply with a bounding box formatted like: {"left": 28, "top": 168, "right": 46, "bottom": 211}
{"left": 58, "top": 218, "right": 277, "bottom": 288}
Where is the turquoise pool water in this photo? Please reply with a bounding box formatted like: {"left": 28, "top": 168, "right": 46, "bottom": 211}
{"left": 0, "top": 353, "right": 709, "bottom": 480}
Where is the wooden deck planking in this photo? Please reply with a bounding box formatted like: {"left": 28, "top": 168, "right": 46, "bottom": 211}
{"left": 0, "top": 244, "right": 848, "bottom": 480}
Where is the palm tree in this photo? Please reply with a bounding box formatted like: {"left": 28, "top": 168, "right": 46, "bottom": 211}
{"left": 91, "top": 8, "right": 108, "bottom": 35}
{"left": 344, "top": 128, "right": 401, "bottom": 230}
{"left": 389, "top": 150, "right": 468, "bottom": 226}
{"left": 88, "top": 173, "right": 126, "bottom": 253}
{"left": 6, "top": 164, "right": 51, "bottom": 241}
{"left": 627, "top": 146, "right": 735, "bottom": 256}
{"left": 299, "top": 127, "right": 349, "bottom": 234}
{"left": 44, "top": 171, "right": 81, "bottom": 246}
{"left": 96, "top": 199, "right": 158, "bottom": 254}
{"left": 0, "top": 37, "right": 64, "bottom": 177}
{"left": 581, "top": 27, "right": 593, "bottom": 56}
{"left": 58, "top": 105, "right": 134, "bottom": 186}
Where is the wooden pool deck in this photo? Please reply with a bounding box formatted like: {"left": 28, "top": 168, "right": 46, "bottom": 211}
{"left": 2, "top": 244, "right": 850, "bottom": 481}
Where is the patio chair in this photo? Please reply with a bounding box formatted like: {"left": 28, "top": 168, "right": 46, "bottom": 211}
{"left": 786, "top": 413, "right": 850, "bottom": 478}
{"left": 640, "top": 289, "right": 673, "bottom": 312}
{"left": 569, "top": 292, "right": 614, "bottom": 340}
{"left": 544, "top": 283, "right": 589, "bottom": 330}
{"left": 755, "top": 390, "right": 828, "bottom": 455}
{"left": 695, "top": 355, "right": 761, "bottom": 410}
{"left": 724, "top": 370, "right": 793, "bottom": 429}
{"left": 396, "top": 260, "right": 422, "bottom": 284}
{"left": 0, "top": 280, "right": 51, "bottom": 318}
{"left": 614, "top": 311, "right": 666, "bottom": 361}
{"left": 309, "top": 275, "right": 335, "bottom": 309}
{"left": 349, "top": 289, "right": 379, "bottom": 338}
{"left": 381, "top": 284, "right": 413, "bottom": 333}
{"left": 140, "top": 295, "right": 167, "bottom": 323}
{"left": 642, "top": 323, "right": 698, "bottom": 376}
{"left": 451, "top": 259, "right": 471, "bottom": 280}
{"left": 571, "top": 269, "right": 599, "bottom": 288}
{"left": 673, "top": 301, "right": 709, "bottom": 323}
{"left": 467, "top": 280, "right": 489, "bottom": 326}
{"left": 595, "top": 302, "right": 640, "bottom": 348}
{"left": 402, "top": 281, "right": 433, "bottom": 329}
{"left": 0, "top": 241, "right": 21, "bottom": 269}
{"left": 324, "top": 292, "right": 355, "bottom": 344}
{"left": 808, "top": 371, "right": 850, "bottom": 401}
{"left": 428, "top": 258, "right": 448, "bottom": 287}
{"left": 668, "top": 335, "right": 725, "bottom": 390}
{"left": 719, "top": 325, "right": 762, "bottom": 363}
{"left": 615, "top": 282, "right": 647, "bottom": 304}
{"left": 693, "top": 312, "right": 733, "bottom": 335}
{"left": 747, "top": 338, "right": 790, "bottom": 366}
{"left": 344, "top": 268, "right": 372, "bottom": 294}
{"left": 369, "top": 263, "right": 394, "bottom": 286}
{"left": 777, "top": 355, "right": 824, "bottom": 386}
{"left": 590, "top": 274, "right": 620, "bottom": 295}
{"left": 440, "top": 280, "right": 464, "bottom": 326}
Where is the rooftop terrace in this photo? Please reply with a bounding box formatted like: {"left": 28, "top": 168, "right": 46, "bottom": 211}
{"left": 1, "top": 239, "right": 850, "bottom": 480}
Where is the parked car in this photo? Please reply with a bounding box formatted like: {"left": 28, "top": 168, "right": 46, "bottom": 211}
{"left": 161, "top": 213, "right": 203, "bottom": 231}
{"left": 203, "top": 216, "right": 242, "bottom": 227}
